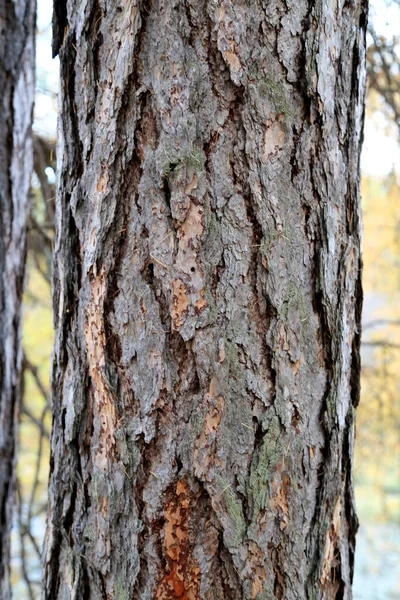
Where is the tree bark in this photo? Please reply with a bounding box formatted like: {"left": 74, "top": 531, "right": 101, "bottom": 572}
{"left": 44, "top": 1, "right": 367, "bottom": 598}
{"left": 0, "top": 0, "right": 35, "bottom": 597}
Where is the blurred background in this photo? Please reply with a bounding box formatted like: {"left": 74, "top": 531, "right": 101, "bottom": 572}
{"left": 10, "top": 0, "right": 400, "bottom": 598}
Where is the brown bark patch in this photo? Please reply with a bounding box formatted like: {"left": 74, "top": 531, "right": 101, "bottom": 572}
{"left": 137, "top": 100, "right": 158, "bottom": 160}
{"left": 204, "top": 395, "right": 224, "bottom": 435}
{"left": 224, "top": 49, "right": 241, "bottom": 73}
{"left": 291, "top": 358, "right": 301, "bottom": 375}
{"left": 248, "top": 542, "right": 267, "bottom": 599}
{"left": 262, "top": 120, "right": 285, "bottom": 161}
{"left": 171, "top": 279, "right": 189, "bottom": 329}
{"left": 194, "top": 289, "right": 208, "bottom": 314}
{"left": 184, "top": 174, "right": 198, "bottom": 195}
{"left": 96, "top": 167, "right": 109, "bottom": 193}
{"left": 84, "top": 266, "right": 118, "bottom": 471}
{"left": 154, "top": 481, "right": 201, "bottom": 600}
{"left": 194, "top": 392, "right": 224, "bottom": 477}
{"left": 320, "top": 495, "right": 342, "bottom": 596}
{"left": 271, "top": 472, "right": 290, "bottom": 530}
{"left": 251, "top": 577, "right": 264, "bottom": 599}
{"left": 180, "top": 202, "right": 204, "bottom": 247}
{"left": 171, "top": 201, "right": 206, "bottom": 334}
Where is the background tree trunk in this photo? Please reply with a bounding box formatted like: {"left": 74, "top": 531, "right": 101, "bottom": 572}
{"left": 44, "top": 1, "right": 367, "bottom": 598}
{"left": 0, "top": 0, "right": 35, "bottom": 596}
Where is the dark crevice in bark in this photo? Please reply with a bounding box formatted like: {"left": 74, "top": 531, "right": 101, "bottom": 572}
{"left": 60, "top": 408, "right": 66, "bottom": 434}
{"left": 298, "top": 6, "right": 316, "bottom": 97}
{"left": 132, "top": 543, "right": 151, "bottom": 599}
{"left": 63, "top": 476, "right": 77, "bottom": 538}
{"left": 104, "top": 159, "right": 141, "bottom": 368}
{"left": 350, "top": 265, "right": 363, "bottom": 409}
{"left": 302, "top": 203, "right": 312, "bottom": 239}
{"left": 272, "top": 559, "right": 285, "bottom": 599}
{"left": 211, "top": 249, "right": 225, "bottom": 300}
{"left": 337, "top": 577, "right": 346, "bottom": 599}
{"left": 311, "top": 190, "right": 335, "bottom": 389}
{"left": 83, "top": 479, "right": 91, "bottom": 511}
{"left": 182, "top": 0, "right": 199, "bottom": 49}
{"left": 104, "top": 320, "right": 122, "bottom": 367}
{"left": 236, "top": 481, "right": 251, "bottom": 531}
{"left": 99, "top": 573, "right": 108, "bottom": 599}
{"left": 206, "top": 18, "right": 240, "bottom": 112}
{"left": 155, "top": 288, "right": 172, "bottom": 332}
{"left": 217, "top": 533, "right": 241, "bottom": 598}
{"left": 46, "top": 554, "right": 61, "bottom": 600}
{"left": 91, "top": 7, "right": 103, "bottom": 88}
{"left": 162, "top": 176, "right": 172, "bottom": 212}
{"left": 342, "top": 416, "right": 358, "bottom": 580}
{"left": 142, "top": 262, "right": 154, "bottom": 287}
{"left": 92, "top": 29, "right": 103, "bottom": 90}
{"left": 252, "top": 416, "right": 263, "bottom": 442}
{"left": 186, "top": 349, "right": 201, "bottom": 397}
{"left": 62, "top": 38, "right": 84, "bottom": 182}
{"left": 45, "top": 483, "right": 65, "bottom": 600}
{"left": 65, "top": 209, "right": 81, "bottom": 326}
{"left": 228, "top": 108, "right": 278, "bottom": 414}
{"left": 305, "top": 411, "right": 334, "bottom": 594}
{"left": 202, "top": 131, "right": 219, "bottom": 174}
{"left": 0, "top": 479, "right": 11, "bottom": 575}
{"left": 137, "top": 0, "right": 152, "bottom": 62}
{"left": 343, "top": 21, "right": 366, "bottom": 237}
{"left": 81, "top": 562, "right": 91, "bottom": 600}
{"left": 345, "top": 180, "right": 357, "bottom": 237}
{"left": 4, "top": 98, "right": 15, "bottom": 230}
{"left": 261, "top": 298, "right": 277, "bottom": 399}
{"left": 104, "top": 227, "right": 130, "bottom": 361}
{"left": 131, "top": 433, "right": 156, "bottom": 598}
{"left": 82, "top": 0, "right": 103, "bottom": 121}
{"left": 133, "top": 435, "right": 158, "bottom": 596}
{"left": 52, "top": 0, "right": 67, "bottom": 56}
{"left": 101, "top": 0, "right": 156, "bottom": 394}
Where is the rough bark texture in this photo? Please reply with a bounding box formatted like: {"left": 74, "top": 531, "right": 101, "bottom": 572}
{"left": 0, "top": 0, "right": 35, "bottom": 597}
{"left": 45, "top": 1, "right": 367, "bottom": 598}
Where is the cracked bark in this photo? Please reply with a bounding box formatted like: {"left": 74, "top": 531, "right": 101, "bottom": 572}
{"left": 0, "top": 0, "right": 35, "bottom": 597}
{"left": 44, "top": 0, "right": 367, "bottom": 598}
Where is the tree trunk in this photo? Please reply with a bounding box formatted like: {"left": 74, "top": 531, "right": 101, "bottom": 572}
{"left": 0, "top": 0, "right": 35, "bottom": 596}
{"left": 44, "top": 1, "right": 367, "bottom": 598}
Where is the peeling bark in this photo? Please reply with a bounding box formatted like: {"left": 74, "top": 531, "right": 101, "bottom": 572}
{"left": 0, "top": 0, "right": 35, "bottom": 596}
{"left": 44, "top": 0, "right": 367, "bottom": 598}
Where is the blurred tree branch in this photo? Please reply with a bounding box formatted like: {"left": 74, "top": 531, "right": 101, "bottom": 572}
{"left": 14, "top": 132, "right": 55, "bottom": 598}
{"left": 367, "top": 5, "right": 400, "bottom": 137}
{"left": 364, "top": 319, "right": 400, "bottom": 329}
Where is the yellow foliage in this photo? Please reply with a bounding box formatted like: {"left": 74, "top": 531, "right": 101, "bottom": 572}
{"left": 19, "top": 257, "right": 52, "bottom": 501}
{"left": 356, "top": 174, "right": 400, "bottom": 522}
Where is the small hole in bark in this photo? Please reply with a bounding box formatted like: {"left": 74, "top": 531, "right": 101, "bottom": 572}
{"left": 291, "top": 406, "right": 301, "bottom": 432}
{"left": 253, "top": 416, "right": 263, "bottom": 442}
{"left": 190, "top": 266, "right": 195, "bottom": 272}
{"left": 162, "top": 178, "right": 171, "bottom": 210}
{"left": 142, "top": 261, "right": 154, "bottom": 285}
{"left": 176, "top": 455, "right": 183, "bottom": 473}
